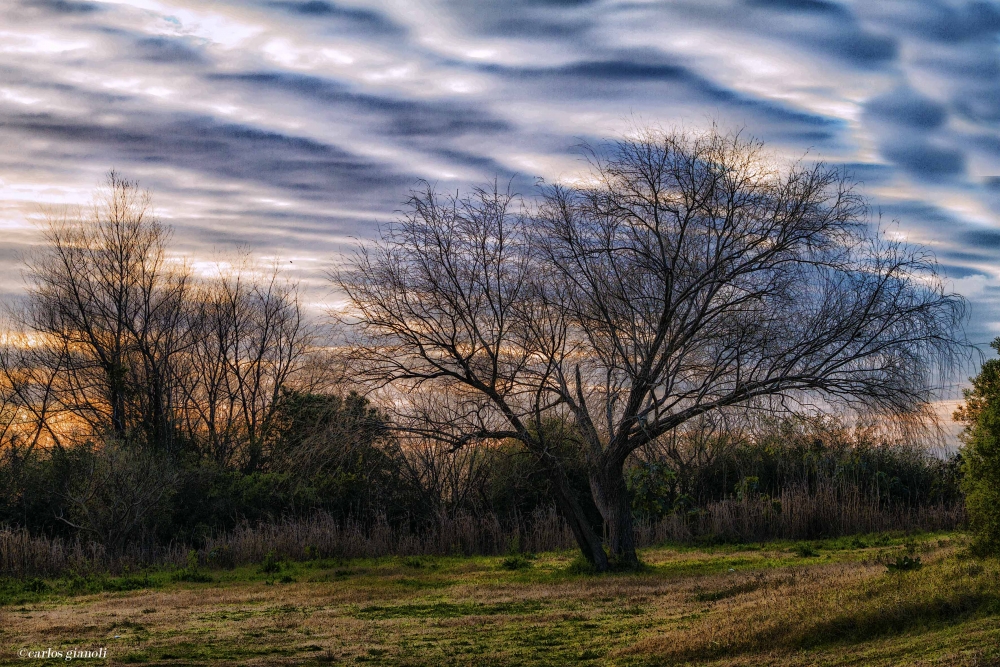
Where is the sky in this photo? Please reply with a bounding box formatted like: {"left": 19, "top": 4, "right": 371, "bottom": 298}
{"left": 1, "top": 0, "right": 1000, "bottom": 375}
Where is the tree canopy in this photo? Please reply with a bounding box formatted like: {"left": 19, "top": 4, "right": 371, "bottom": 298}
{"left": 337, "top": 127, "right": 968, "bottom": 570}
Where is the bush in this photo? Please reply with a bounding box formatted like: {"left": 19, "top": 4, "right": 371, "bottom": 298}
{"left": 566, "top": 555, "right": 598, "bottom": 575}
{"left": 259, "top": 550, "right": 281, "bottom": 575}
{"left": 207, "top": 545, "right": 235, "bottom": 569}
{"left": 886, "top": 555, "right": 922, "bottom": 572}
{"left": 792, "top": 543, "right": 819, "bottom": 558}
{"left": 500, "top": 555, "right": 533, "bottom": 570}
{"left": 627, "top": 462, "right": 679, "bottom": 520}
{"left": 402, "top": 556, "right": 425, "bottom": 569}
{"left": 955, "top": 338, "right": 1000, "bottom": 553}
{"left": 171, "top": 550, "right": 213, "bottom": 583}
{"left": 629, "top": 414, "right": 963, "bottom": 531}
{"left": 60, "top": 441, "right": 178, "bottom": 553}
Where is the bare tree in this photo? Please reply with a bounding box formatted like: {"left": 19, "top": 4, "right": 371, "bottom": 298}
{"left": 335, "top": 182, "right": 614, "bottom": 566}
{"left": 337, "top": 181, "right": 624, "bottom": 567}
{"left": 339, "top": 127, "right": 967, "bottom": 570}
{"left": 177, "top": 257, "right": 311, "bottom": 471}
{"left": 0, "top": 171, "right": 318, "bottom": 551}
{"left": 635, "top": 412, "right": 742, "bottom": 499}
{"left": 399, "top": 436, "right": 495, "bottom": 518}
{"left": 0, "top": 329, "right": 66, "bottom": 452}
{"left": 15, "top": 174, "right": 310, "bottom": 470}
{"left": 22, "top": 171, "right": 191, "bottom": 452}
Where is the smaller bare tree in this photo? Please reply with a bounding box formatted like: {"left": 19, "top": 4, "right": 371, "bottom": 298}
{"left": 177, "top": 257, "right": 312, "bottom": 471}
{"left": 0, "top": 329, "right": 66, "bottom": 453}
{"left": 22, "top": 171, "right": 191, "bottom": 452}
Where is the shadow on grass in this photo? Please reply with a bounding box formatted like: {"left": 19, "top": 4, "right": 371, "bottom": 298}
{"left": 565, "top": 554, "right": 654, "bottom": 576}
{"left": 353, "top": 599, "right": 546, "bottom": 619}
{"left": 0, "top": 572, "right": 156, "bottom": 606}
{"left": 795, "top": 591, "right": 1000, "bottom": 649}
{"left": 664, "top": 589, "right": 1000, "bottom": 666}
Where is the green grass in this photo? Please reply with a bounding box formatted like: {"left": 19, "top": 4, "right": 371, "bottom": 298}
{"left": 0, "top": 532, "right": 996, "bottom": 666}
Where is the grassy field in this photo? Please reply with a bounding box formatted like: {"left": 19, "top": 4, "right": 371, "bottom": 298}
{"left": 1, "top": 533, "right": 998, "bottom": 666}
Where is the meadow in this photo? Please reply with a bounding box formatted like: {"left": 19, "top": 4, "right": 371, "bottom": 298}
{"left": 1, "top": 532, "right": 997, "bottom": 666}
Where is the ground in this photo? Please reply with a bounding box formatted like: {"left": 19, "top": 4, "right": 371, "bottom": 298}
{"left": 1, "top": 533, "right": 998, "bottom": 666}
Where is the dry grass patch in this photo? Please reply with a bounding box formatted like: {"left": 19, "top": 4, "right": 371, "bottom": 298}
{"left": 0, "top": 534, "right": 996, "bottom": 666}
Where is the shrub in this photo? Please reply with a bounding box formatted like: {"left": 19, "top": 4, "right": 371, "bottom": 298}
{"left": 627, "top": 461, "right": 679, "bottom": 520}
{"left": 792, "top": 543, "right": 819, "bottom": 558}
{"left": 500, "top": 555, "right": 532, "bottom": 570}
{"left": 886, "top": 555, "right": 922, "bottom": 572}
{"left": 259, "top": 550, "right": 281, "bottom": 575}
{"left": 171, "top": 550, "right": 213, "bottom": 583}
{"left": 60, "top": 441, "right": 178, "bottom": 554}
{"left": 207, "top": 545, "right": 234, "bottom": 569}
{"left": 954, "top": 338, "right": 1000, "bottom": 553}
{"left": 566, "top": 555, "right": 598, "bottom": 575}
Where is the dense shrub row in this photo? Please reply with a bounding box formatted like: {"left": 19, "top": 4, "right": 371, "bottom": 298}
{"left": 0, "top": 398, "right": 963, "bottom": 575}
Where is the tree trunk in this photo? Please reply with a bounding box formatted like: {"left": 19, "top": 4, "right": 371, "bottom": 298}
{"left": 539, "top": 457, "right": 609, "bottom": 571}
{"left": 591, "top": 465, "right": 640, "bottom": 569}
{"left": 108, "top": 360, "right": 128, "bottom": 442}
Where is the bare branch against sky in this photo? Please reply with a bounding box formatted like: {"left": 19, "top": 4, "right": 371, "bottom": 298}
{"left": 335, "top": 127, "right": 969, "bottom": 569}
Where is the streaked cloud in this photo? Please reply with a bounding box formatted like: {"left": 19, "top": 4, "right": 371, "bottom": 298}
{"left": 1, "top": 0, "right": 999, "bottom": 363}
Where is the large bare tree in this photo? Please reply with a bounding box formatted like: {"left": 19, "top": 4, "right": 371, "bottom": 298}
{"left": 337, "top": 127, "right": 967, "bottom": 570}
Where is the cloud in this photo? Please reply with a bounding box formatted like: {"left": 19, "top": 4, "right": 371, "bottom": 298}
{"left": 865, "top": 87, "right": 947, "bottom": 129}
{"left": 712, "top": 0, "right": 899, "bottom": 67}
{"left": 132, "top": 36, "right": 208, "bottom": 64}
{"left": 267, "top": 1, "right": 403, "bottom": 35}
{"left": 893, "top": 0, "right": 1000, "bottom": 43}
{"left": 532, "top": 60, "right": 693, "bottom": 81}
{"left": 483, "top": 54, "right": 841, "bottom": 143}
{"left": 207, "top": 71, "right": 511, "bottom": 139}
{"left": 1, "top": 110, "right": 413, "bottom": 201}
{"left": 814, "top": 29, "right": 897, "bottom": 66}
{"left": 746, "top": 0, "right": 845, "bottom": 11}
{"left": 21, "top": 0, "right": 101, "bottom": 14}
{"left": 961, "top": 228, "right": 1000, "bottom": 251}
{"left": 863, "top": 85, "right": 965, "bottom": 178}
{"left": 938, "top": 263, "right": 987, "bottom": 280}
{"left": 1, "top": 0, "right": 1000, "bottom": 369}
{"left": 955, "top": 86, "right": 1000, "bottom": 123}
{"left": 435, "top": 0, "right": 595, "bottom": 39}
{"left": 881, "top": 142, "right": 965, "bottom": 178}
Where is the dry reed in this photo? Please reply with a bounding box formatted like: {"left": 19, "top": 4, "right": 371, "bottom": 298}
{"left": 637, "top": 481, "right": 964, "bottom": 545}
{"left": 0, "top": 486, "right": 962, "bottom": 578}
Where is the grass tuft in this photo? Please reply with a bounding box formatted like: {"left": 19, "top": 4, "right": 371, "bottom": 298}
{"left": 500, "top": 554, "right": 533, "bottom": 570}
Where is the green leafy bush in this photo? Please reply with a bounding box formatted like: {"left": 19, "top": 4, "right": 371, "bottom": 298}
{"left": 955, "top": 338, "right": 1000, "bottom": 553}
{"left": 627, "top": 462, "right": 679, "bottom": 520}
{"left": 500, "top": 555, "right": 532, "bottom": 570}
{"left": 171, "top": 550, "right": 213, "bottom": 583}
{"left": 259, "top": 550, "right": 281, "bottom": 575}
{"left": 793, "top": 543, "right": 819, "bottom": 558}
{"left": 886, "top": 555, "right": 922, "bottom": 572}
